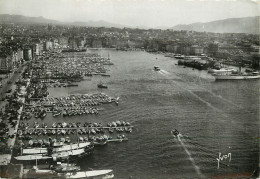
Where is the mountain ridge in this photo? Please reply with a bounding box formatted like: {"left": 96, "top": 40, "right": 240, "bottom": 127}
{"left": 171, "top": 16, "right": 260, "bottom": 34}
{"left": 0, "top": 14, "right": 127, "bottom": 28}
{"left": 0, "top": 14, "right": 259, "bottom": 34}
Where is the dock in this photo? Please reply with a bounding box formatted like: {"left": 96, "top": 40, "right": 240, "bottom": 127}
{"left": 25, "top": 126, "right": 134, "bottom": 130}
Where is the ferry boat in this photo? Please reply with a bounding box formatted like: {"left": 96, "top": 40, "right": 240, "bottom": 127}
{"left": 213, "top": 72, "right": 260, "bottom": 80}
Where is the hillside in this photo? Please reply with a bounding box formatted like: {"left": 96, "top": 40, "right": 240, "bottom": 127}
{"left": 171, "top": 16, "right": 260, "bottom": 34}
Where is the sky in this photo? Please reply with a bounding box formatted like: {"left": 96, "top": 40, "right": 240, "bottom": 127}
{"left": 0, "top": 0, "right": 259, "bottom": 28}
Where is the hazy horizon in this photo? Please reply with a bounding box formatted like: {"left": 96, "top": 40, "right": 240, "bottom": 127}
{"left": 0, "top": 0, "right": 258, "bottom": 28}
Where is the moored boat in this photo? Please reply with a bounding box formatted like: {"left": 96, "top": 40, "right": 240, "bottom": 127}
{"left": 213, "top": 72, "right": 260, "bottom": 80}
{"left": 52, "top": 148, "right": 85, "bottom": 159}
{"left": 22, "top": 148, "right": 48, "bottom": 155}
{"left": 208, "top": 68, "right": 237, "bottom": 74}
{"left": 53, "top": 142, "right": 91, "bottom": 153}
{"left": 15, "top": 154, "right": 52, "bottom": 161}
{"left": 60, "top": 169, "right": 114, "bottom": 179}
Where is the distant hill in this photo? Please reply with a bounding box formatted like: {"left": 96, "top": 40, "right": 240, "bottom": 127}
{"left": 0, "top": 14, "right": 59, "bottom": 24}
{"left": 171, "top": 16, "right": 260, "bottom": 34}
{"left": 0, "top": 14, "right": 127, "bottom": 28}
{"left": 70, "top": 20, "right": 127, "bottom": 28}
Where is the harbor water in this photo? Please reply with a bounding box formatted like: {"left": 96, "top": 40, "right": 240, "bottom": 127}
{"left": 44, "top": 49, "right": 259, "bottom": 178}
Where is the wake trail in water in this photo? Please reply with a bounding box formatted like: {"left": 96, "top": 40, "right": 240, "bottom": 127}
{"left": 158, "top": 71, "right": 230, "bottom": 118}
{"left": 160, "top": 70, "right": 170, "bottom": 74}
{"left": 177, "top": 134, "right": 205, "bottom": 178}
{"left": 158, "top": 71, "right": 168, "bottom": 77}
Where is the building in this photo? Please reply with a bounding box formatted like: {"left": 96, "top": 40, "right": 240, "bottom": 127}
{"left": 59, "top": 37, "right": 69, "bottom": 48}
{"left": 16, "top": 48, "right": 23, "bottom": 62}
{"left": 44, "top": 41, "right": 53, "bottom": 51}
{"left": 191, "top": 45, "right": 204, "bottom": 55}
{"left": 68, "top": 37, "right": 78, "bottom": 49}
{"left": 0, "top": 55, "right": 12, "bottom": 73}
{"left": 23, "top": 48, "right": 32, "bottom": 61}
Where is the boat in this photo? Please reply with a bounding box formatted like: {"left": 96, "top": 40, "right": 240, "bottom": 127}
{"left": 53, "top": 142, "right": 91, "bottom": 153}
{"left": 171, "top": 129, "right": 180, "bottom": 136}
{"left": 52, "top": 148, "right": 85, "bottom": 159}
{"left": 174, "top": 54, "right": 185, "bottom": 59}
{"left": 213, "top": 72, "right": 260, "bottom": 80}
{"left": 15, "top": 154, "right": 52, "bottom": 161}
{"left": 53, "top": 163, "right": 80, "bottom": 173}
{"left": 53, "top": 141, "right": 64, "bottom": 147}
{"left": 22, "top": 148, "right": 48, "bottom": 155}
{"left": 208, "top": 68, "right": 237, "bottom": 74}
{"left": 53, "top": 111, "right": 62, "bottom": 117}
{"left": 97, "top": 82, "right": 108, "bottom": 89}
{"left": 60, "top": 169, "right": 114, "bottom": 179}
{"left": 154, "top": 66, "right": 160, "bottom": 71}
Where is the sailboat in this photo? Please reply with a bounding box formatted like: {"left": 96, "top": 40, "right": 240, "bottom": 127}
{"left": 107, "top": 52, "right": 114, "bottom": 65}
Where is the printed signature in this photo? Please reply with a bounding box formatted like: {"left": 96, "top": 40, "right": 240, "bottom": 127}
{"left": 217, "top": 152, "right": 231, "bottom": 169}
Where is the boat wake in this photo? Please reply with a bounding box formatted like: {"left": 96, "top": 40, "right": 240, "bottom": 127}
{"left": 158, "top": 69, "right": 170, "bottom": 76}
{"left": 160, "top": 70, "right": 170, "bottom": 74}
{"left": 176, "top": 134, "right": 205, "bottom": 178}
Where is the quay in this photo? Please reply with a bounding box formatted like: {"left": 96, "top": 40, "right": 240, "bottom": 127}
{"left": 0, "top": 64, "right": 30, "bottom": 166}
{"left": 25, "top": 126, "right": 134, "bottom": 130}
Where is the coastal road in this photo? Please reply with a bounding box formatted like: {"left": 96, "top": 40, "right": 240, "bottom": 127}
{"left": 0, "top": 64, "right": 27, "bottom": 102}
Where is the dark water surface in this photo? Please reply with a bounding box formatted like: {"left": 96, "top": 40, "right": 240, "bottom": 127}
{"left": 47, "top": 50, "right": 259, "bottom": 178}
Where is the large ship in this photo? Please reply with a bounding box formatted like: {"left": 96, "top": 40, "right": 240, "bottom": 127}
{"left": 174, "top": 54, "right": 185, "bottom": 59}
{"left": 213, "top": 72, "right": 260, "bottom": 80}
{"left": 208, "top": 68, "right": 237, "bottom": 74}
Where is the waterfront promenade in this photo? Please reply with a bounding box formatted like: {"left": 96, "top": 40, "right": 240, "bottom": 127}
{"left": 0, "top": 64, "right": 29, "bottom": 166}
